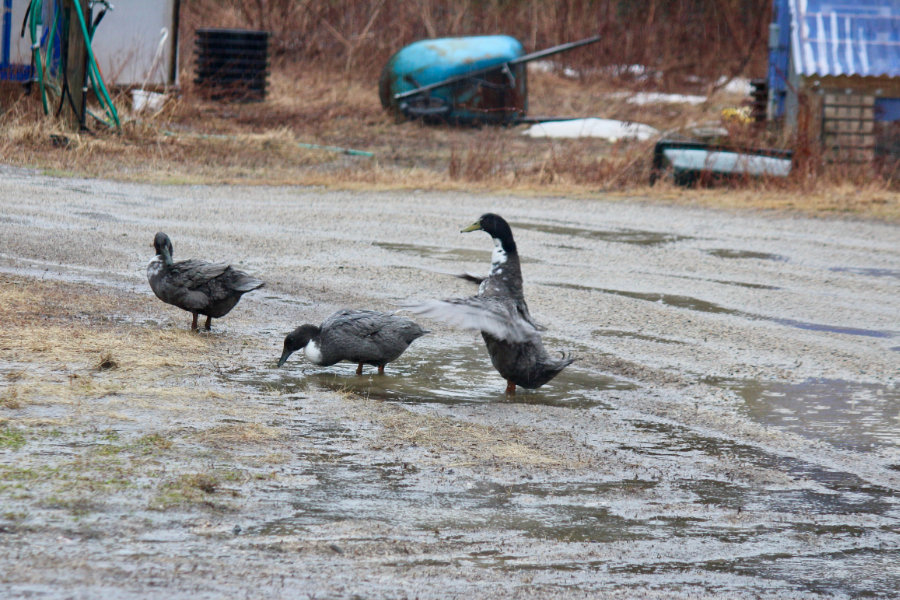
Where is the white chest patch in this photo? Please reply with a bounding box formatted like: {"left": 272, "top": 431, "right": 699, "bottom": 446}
{"left": 490, "top": 239, "right": 507, "bottom": 271}
{"left": 305, "top": 339, "right": 324, "bottom": 365}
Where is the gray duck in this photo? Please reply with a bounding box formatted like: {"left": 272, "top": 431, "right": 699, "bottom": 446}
{"left": 147, "top": 232, "right": 264, "bottom": 330}
{"left": 278, "top": 309, "right": 429, "bottom": 374}
{"left": 407, "top": 213, "right": 573, "bottom": 394}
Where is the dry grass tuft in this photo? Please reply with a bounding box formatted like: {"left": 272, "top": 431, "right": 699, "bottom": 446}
{"left": 151, "top": 472, "right": 224, "bottom": 510}
{"left": 0, "top": 275, "right": 211, "bottom": 371}
{"left": 1, "top": 387, "right": 23, "bottom": 410}
{"left": 95, "top": 352, "right": 119, "bottom": 371}
{"left": 196, "top": 423, "right": 285, "bottom": 449}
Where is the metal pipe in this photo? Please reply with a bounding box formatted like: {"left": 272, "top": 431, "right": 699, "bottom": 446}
{"left": 393, "top": 34, "right": 601, "bottom": 101}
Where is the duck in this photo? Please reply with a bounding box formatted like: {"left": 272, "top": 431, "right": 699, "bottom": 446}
{"left": 147, "top": 231, "right": 264, "bottom": 331}
{"left": 278, "top": 309, "right": 429, "bottom": 374}
{"left": 407, "top": 213, "right": 573, "bottom": 394}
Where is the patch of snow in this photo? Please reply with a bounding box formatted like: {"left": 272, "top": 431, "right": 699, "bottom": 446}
{"left": 522, "top": 118, "right": 659, "bottom": 141}
{"left": 529, "top": 60, "right": 580, "bottom": 78}
{"left": 717, "top": 76, "right": 753, "bottom": 95}
{"left": 625, "top": 92, "right": 707, "bottom": 106}
{"left": 604, "top": 64, "right": 662, "bottom": 81}
{"left": 529, "top": 60, "right": 555, "bottom": 73}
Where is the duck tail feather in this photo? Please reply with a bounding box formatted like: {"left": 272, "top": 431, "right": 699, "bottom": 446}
{"left": 234, "top": 277, "right": 265, "bottom": 292}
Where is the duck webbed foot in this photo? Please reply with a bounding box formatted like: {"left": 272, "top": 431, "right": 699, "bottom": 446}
{"left": 356, "top": 363, "right": 364, "bottom": 375}
{"left": 505, "top": 380, "right": 516, "bottom": 395}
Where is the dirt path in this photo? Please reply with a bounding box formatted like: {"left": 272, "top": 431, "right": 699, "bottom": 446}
{"left": 1, "top": 167, "right": 898, "bottom": 599}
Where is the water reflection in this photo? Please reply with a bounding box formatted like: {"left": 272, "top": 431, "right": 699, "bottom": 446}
{"left": 511, "top": 222, "right": 693, "bottom": 246}
{"left": 715, "top": 378, "right": 900, "bottom": 453}
{"left": 275, "top": 344, "right": 630, "bottom": 409}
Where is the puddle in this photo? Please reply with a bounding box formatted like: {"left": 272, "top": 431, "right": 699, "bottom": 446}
{"left": 200, "top": 345, "right": 900, "bottom": 599}
{"left": 511, "top": 222, "right": 693, "bottom": 246}
{"left": 373, "top": 241, "right": 490, "bottom": 263}
{"left": 545, "top": 282, "right": 742, "bottom": 316}
{"left": 625, "top": 419, "right": 899, "bottom": 514}
{"left": 254, "top": 412, "right": 900, "bottom": 597}
{"left": 708, "top": 278, "right": 779, "bottom": 291}
{"left": 706, "top": 249, "right": 787, "bottom": 261}
{"left": 830, "top": 267, "right": 900, "bottom": 280}
{"left": 546, "top": 282, "right": 897, "bottom": 339}
{"left": 713, "top": 378, "right": 900, "bottom": 453}
{"left": 75, "top": 211, "right": 121, "bottom": 223}
{"left": 272, "top": 344, "right": 631, "bottom": 409}
{"left": 769, "top": 318, "right": 895, "bottom": 339}
{"left": 665, "top": 272, "right": 780, "bottom": 291}
{"left": 593, "top": 329, "right": 686, "bottom": 345}
{"left": 699, "top": 547, "right": 900, "bottom": 599}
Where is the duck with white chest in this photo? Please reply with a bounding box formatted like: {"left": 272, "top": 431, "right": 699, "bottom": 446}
{"left": 406, "top": 213, "right": 574, "bottom": 394}
{"left": 278, "top": 309, "right": 429, "bottom": 375}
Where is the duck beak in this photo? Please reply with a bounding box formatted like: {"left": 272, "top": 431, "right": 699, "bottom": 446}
{"left": 277, "top": 349, "right": 292, "bottom": 367}
{"left": 460, "top": 221, "right": 482, "bottom": 233}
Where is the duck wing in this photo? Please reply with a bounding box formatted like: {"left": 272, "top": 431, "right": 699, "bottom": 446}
{"left": 163, "top": 259, "right": 262, "bottom": 312}
{"left": 321, "top": 310, "right": 425, "bottom": 362}
{"left": 514, "top": 297, "right": 545, "bottom": 332}
{"left": 325, "top": 310, "right": 424, "bottom": 341}
{"left": 404, "top": 297, "right": 539, "bottom": 344}
{"left": 169, "top": 259, "right": 230, "bottom": 289}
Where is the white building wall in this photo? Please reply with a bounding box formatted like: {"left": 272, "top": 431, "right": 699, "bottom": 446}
{"left": 6, "top": 0, "right": 177, "bottom": 86}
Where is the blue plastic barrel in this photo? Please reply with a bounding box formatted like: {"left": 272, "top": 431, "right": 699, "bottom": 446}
{"left": 379, "top": 35, "right": 526, "bottom": 124}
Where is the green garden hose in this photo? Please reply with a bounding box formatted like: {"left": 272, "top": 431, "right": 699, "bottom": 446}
{"left": 27, "top": 0, "right": 120, "bottom": 130}
{"left": 70, "top": 0, "right": 119, "bottom": 129}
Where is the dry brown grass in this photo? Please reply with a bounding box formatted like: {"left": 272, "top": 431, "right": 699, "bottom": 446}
{"left": 344, "top": 393, "right": 587, "bottom": 470}
{"left": 196, "top": 423, "right": 285, "bottom": 449}
{"left": 1, "top": 0, "right": 898, "bottom": 219}
{"left": 0, "top": 274, "right": 224, "bottom": 420}
{"left": 183, "top": 0, "right": 772, "bottom": 85}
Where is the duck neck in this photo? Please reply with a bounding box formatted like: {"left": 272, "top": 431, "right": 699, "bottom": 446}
{"left": 490, "top": 235, "right": 519, "bottom": 275}
{"left": 161, "top": 247, "right": 175, "bottom": 267}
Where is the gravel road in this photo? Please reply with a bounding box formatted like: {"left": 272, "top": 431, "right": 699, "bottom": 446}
{"left": 1, "top": 167, "right": 898, "bottom": 599}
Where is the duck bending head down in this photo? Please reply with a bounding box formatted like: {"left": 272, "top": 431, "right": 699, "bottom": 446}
{"left": 278, "top": 309, "right": 428, "bottom": 375}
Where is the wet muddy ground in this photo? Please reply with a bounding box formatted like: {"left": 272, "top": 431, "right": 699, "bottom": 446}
{"left": 1, "top": 166, "right": 898, "bottom": 598}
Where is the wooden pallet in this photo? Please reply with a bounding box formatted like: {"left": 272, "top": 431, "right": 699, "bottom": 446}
{"left": 821, "top": 94, "right": 875, "bottom": 163}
